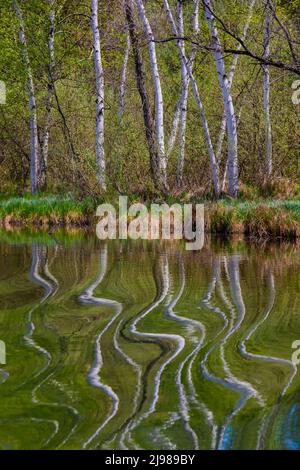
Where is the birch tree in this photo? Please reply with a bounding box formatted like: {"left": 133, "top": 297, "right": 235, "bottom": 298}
{"left": 135, "top": 0, "right": 168, "bottom": 191}
{"left": 40, "top": 0, "right": 56, "bottom": 188}
{"left": 202, "top": 0, "right": 239, "bottom": 197}
{"left": 176, "top": 0, "right": 200, "bottom": 187}
{"left": 125, "top": 0, "right": 163, "bottom": 189}
{"left": 166, "top": 0, "right": 199, "bottom": 162}
{"left": 163, "top": 0, "right": 220, "bottom": 197}
{"left": 263, "top": 1, "right": 273, "bottom": 182}
{"left": 91, "top": 0, "right": 106, "bottom": 192}
{"left": 13, "top": 0, "right": 39, "bottom": 193}
{"left": 216, "top": 0, "right": 256, "bottom": 191}
{"left": 176, "top": 0, "right": 188, "bottom": 188}
{"left": 118, "top": 33, "right": 130, "bottom": 121}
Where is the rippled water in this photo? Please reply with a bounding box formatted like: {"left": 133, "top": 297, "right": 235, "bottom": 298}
{"left": 0, "top": 234, "right": 299, "bottom": 450}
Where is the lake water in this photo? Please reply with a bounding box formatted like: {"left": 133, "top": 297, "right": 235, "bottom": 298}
{"left": 0, "top": 234, "right": 299, "bottom": 450}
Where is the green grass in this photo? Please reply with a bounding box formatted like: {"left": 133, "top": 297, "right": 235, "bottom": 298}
{"left": 0, "top": 193, "right": 95, "bottom": 225}
{"left": 0, "top": 193, "right": 299, "bottom": 239}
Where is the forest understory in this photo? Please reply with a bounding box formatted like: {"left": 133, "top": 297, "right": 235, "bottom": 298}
{"left": 0, "top": 1, "right": 299, "bottom": 240}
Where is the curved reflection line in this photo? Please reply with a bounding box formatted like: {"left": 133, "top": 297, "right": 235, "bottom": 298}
{"left": 165, "top": 254, "right": 208, "bottom": 450}
{"left": 217, "top": 256, "right": 264, "bottom": 449}
{"left": 199, "top": 256, "right": 264, "bottom": 449}
{"left": 113, "top": 318, "right": 142, "bottom": 450}
{"left": 198, "top": 256, "right": 230, "bottom": 448}
{"left": 237, "top": 268, "right": 297, "bottom": 449}
{"left": 19, "top": 244, "right": 59, "bottom": 447}
{"left": 239, "top": 269, "right": 297, "bottom": 397}
{"left": 25, "top": 244, "right": 80, "bottom": 449}
{"left": 79, "top": 245, "right": 122, "bottom": 449}
{"left": 126, "top": 254, "right": 185, "bottom": 449}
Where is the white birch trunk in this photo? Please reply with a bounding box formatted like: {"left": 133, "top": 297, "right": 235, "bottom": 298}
{"left": 216, "top": 0, "right": 256, "bottom": 162}
{"left": 167, "top": 95, "right": 181, "bottom": 159}
{"left": 263, "top": 3, "right": 272, "bottom": 181}
{"left": 167, "top": 0, "right": 199, "bottom": 162}
{"left": 41, "top": 0, "right": 56, "bottom": 188}
{"left": 163, "top": 0, "right": 220, "bottom": 197}
{"left": 91, "top": 0, "right": 106, "bottom": 191}
{"left": 176, "top": 0, "right": 200, "bottom": 187}
{"left": 221, "top": 105, "right": 243, "bottom": 191}
{"left": 135, "top": 0, "right": 167, "bottom": 186}
{"left": 203, "top": 0, "right": 238, "bottom": 197}
{"left": 118, "top": 33, "right": 130, "bottom": 121}
{"left": 14, "top": 0, "right": 39, "bottom": 193}
{"left": 176, "top": 0, "right": 188, "bottom": 187}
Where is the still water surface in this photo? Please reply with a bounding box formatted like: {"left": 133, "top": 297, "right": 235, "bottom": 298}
{"left": 0, "top": 234, "right": 299, "bottom": 450}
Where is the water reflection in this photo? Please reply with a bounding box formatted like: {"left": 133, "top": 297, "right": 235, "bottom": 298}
{"left": 0, "top": 237, "right": 299, "bottom": 450}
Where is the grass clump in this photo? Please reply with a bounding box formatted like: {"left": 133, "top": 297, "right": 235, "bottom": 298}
{"left": 244, "top": 204, "right": 300, "bottom": 240}
{"left": 261, "top": 177, "right": 298, "bottom": 199}
{"left": 0, "top": 194, "right": 95, "bottom": 227}
{"left": 208, "top": 204, "right": 238, "bottom": 234}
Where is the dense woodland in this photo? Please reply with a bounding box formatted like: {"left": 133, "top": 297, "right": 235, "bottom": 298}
{"left": 0, "top": 0, "right": 299, "bottom": 200}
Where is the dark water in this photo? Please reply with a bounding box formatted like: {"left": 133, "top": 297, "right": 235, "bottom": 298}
{"left": 0, "top": 234, "right": 299, "bottom": 450}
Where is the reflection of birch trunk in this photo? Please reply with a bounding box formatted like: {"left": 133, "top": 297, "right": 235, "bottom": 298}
{"left": 118, "top": 34, "right": 130, "bottom": 121}
{"left": 91, "top": 0, "right": 106, "bottom": 191}
{"left": 263, "top": 3, "right": 273, "bottom": 182}
{"left": 14, "top": 0, "right": 39, "bottom": 193}
{"left": 79, "top": 246, "right": 122, "bottom": 449}
{"left": 163, "top": 0, "right": 220, "bottom": 197}
{"left": 203, "top": 0, "right": 238, "bottom": 197}
{"left": 135, "top": 0, "right": 167, "bottom": 190}
{"left": 217, "top": 255, "right": 264, "bottom": 449}
{"left": 40, "top": 0, "right": 56, "bottom": 188}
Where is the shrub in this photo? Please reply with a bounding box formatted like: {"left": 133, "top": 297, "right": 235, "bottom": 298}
{"left": 208, "top": 205, "right": 237, "bottom": 234}
{"left": 262, "top": 177, "right": 297, "bottom": 199}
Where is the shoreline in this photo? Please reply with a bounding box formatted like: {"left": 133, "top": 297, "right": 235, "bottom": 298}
{"left": 0, "top": 195, "right": 299, "bottom": 241}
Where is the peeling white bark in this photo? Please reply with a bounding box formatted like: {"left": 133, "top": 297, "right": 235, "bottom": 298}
{"left": 14, "top": 0, "right": 39, "bottom": 193}
{"left": 176, "top": 0, "right": 200, "bottom": 187}
{"left": 263, "top": 2, "right": 273, "bottom": 181}
{"left": 176, "top": 0, "right": 188, "bottom": 187}
{"left": 203, "top": 0, "right": 238, "bottom": 197}
{"left": 91, "top": 0, "right": 106, "bottom": 191}
{"left": 135, "top": 0, "right": 167, "bottom": 185}
{"left": 216, "top": 0, "right": 256, "bottom": 162}
{"left": 167, "top": 96, "right": 181, "bottom": 159}
{"left": 41, "top": 0, "right": 56, "bottom": 188}
{"left": 163, "top": 0, "right": 220, "bottom": 197}
{"left": 118, "top": 33, "right": 130, "bottom": 121}
{"left": 167, "top": 0, "right": 200, "bottom": 164}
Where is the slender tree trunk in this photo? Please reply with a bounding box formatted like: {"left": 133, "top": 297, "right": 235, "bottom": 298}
{"left": 203, "top": 0, "right": 239, "bottom": 197}
{"left": 14, "top": 0, "right": 39, "bottom": 193}
{"left": 167, "top": 95, "right": 181, "bottom": 159}
{"left": 135, "top": 0, "right": 168, "bottom": 190}
{"left": 176, "top": 0, "right": 188, "bottom": 188}
{"left": 40, "top": 0, "right": 56, "bottom": 189}
{"left": 221, "top": 106, "right": 243, "bottom": 191}
{"left": 91, "top": 0, "right": 106, "bottom": 191}
{"left": 125, "top": 0, "right": 162, "bottom": 189}
{"left": 176, "top": 0, "right": 200, "bottom": 188}
{"left": 216, "top": 0, "right": 256, "bottom": 162}
{"left": 167, "top": 0, "right": 200, "bottom": 162}
{"left": 163, "top": 0, "right": 220, "bottom": 197}
{"left": 263, "top": 2, "right": 273, "bottom": 182}
{"left": 118, "top": 33, "right": 130, "bottom": 121}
